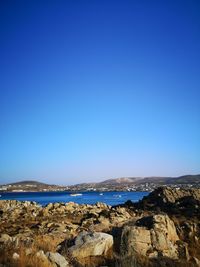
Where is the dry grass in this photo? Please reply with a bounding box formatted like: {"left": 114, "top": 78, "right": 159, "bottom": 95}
{"left": 13, "top": 249, "right": 52, "bottom": 267}
{"left": 34, "top": 234, "right": 61, "bottom": 252}
{"left": 0, "top": 234, "right": 63, "bottom": 267}
{"left": 0, "top": 244, "right": 52, "bottom": 267}
{"left": 69, "top": 247, "right": 114, "bottom": 267}
{"left": 113, "top": 253, "right": 150, "bottom": 267}
{"left": 113, "top": 252, "right": 200, "bottom": 267}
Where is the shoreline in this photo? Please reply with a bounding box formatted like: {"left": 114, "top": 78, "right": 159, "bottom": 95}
{"left": 0, "top": 191, "right": 149, "bottom": 207}
{"left": 0, "top": 187, "right": 200, "bottom": 267}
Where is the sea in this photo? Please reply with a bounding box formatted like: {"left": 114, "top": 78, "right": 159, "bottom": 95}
{"left": 0, "top": 191, "right": 149, "bottom": 206}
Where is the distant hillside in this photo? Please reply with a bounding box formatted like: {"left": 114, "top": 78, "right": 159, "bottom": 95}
{"left": 7, "top": 180, "right": 51, "bottom": 186}
{"left": 138, "top": 175, "right": 200, "bottom": 185}
{"left": 99, "top": 177, "right": 140, "bottom": 185}
{"left": 99, "top": 174, "right": 200, "bottom": 186}
{"left": 166, "top": 175, "right": 200, "bottom": 184}
{"left": 2, "top": 180, "right": 67, "bottom": 192}
{"left": 135, "top": 177, "right": 171, "bottom": 185}
{"left": 2, "top": 174, "right": 200, "bottom": 192}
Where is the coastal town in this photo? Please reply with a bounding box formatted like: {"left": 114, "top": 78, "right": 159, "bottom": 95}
{"left": 0, "top": 175, "right": 200, "bottom": 193}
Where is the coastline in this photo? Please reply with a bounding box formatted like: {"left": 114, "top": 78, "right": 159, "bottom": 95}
{"left": 0, "top": 187, "right": 200, "bottom": 266}
{"left": 0, "top": 190, "right": 149, "bottom": 206}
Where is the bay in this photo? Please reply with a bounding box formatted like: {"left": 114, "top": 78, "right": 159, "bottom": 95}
{"left": 0, "top": 191, "right": 149, "bottom": 206}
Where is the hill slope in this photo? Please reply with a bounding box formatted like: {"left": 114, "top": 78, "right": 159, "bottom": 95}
{"left": 99, "top": 174, "right": 200, "bottom": 185}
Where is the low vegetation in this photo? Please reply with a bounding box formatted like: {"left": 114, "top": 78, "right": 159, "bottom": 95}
{"left": 0, "top": 187, "right": 200, "bottom": 267}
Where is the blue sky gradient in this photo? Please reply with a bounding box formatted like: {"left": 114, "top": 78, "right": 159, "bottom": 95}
{"left": 0, "top": 0, "right": 200, "bottom": 184}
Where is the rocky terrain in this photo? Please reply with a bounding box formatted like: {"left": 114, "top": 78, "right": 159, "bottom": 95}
{"left": 0, "top": 187, "right": 200, "bottom": 267}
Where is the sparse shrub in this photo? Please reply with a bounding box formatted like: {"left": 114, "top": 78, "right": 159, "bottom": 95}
{"left": 0, "top": 234, "right": 62, "bottom": 267}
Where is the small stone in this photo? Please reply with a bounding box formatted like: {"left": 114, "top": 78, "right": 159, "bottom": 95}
{"left": 25, "top": 248, "right": 32, "bottom": 255}
{"left": 0, "top": 234, "right": 12, "bottom": 243}
{"left": 36, "top": 250, "right": 48, "bottom": 261}
{"left": 13, "top": 252, "right": 20, "bottom": 260}
{"left": 46, "top": 252, "right": 68, "bottom": 267}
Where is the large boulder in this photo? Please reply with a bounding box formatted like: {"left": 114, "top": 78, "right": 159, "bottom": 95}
{"left": 121, "top": 214, "right": 179, "bottom": 259}
{"left": 151, "top": 214, "right": 179, "bottom": 244}
{"left": 121, "top": 226, "right": 151, "bottom": 256}
{"left": 68, "top": 231, "right": 113, "bottom": 259}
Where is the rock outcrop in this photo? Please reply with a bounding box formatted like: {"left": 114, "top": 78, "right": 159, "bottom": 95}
{"left": 0, "top": 187, "right": 200, "bottom": 267}
{"left": 121, "top": 214, "right": 179, "bottom": 259}
{"left": 135, "top": 187, "right": 200, "bottom": 217}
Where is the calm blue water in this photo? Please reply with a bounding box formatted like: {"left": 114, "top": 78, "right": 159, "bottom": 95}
{"left": 0, "top": 191, "right": 149, "bottom": 206}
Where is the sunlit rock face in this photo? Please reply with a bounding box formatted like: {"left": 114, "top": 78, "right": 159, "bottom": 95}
{"left": 68, "top": 231, "right": 113, "bottom": 259}
{"left": 121, "top": 214, "right": 179, "bottom": 259}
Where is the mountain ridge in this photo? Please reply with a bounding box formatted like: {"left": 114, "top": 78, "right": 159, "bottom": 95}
{"left": 78, "top": 174, "right": 200, "bottom": 186}
{"left": 2, "top": 174, "right": 200, "bottom": 187}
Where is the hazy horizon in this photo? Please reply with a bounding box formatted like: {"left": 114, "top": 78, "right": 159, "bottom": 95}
{"left": 1, "top": 172, "right": 200, "bottom": 186}
{"left": 1, "top": 0, "right": 200, "bottom": 185}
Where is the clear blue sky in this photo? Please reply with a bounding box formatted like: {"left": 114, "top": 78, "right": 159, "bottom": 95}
{"left": 0, "top": 0, "right": 200, "bottom": 185}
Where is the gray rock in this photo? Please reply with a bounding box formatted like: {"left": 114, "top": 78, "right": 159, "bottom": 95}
{"left": 0, "top": 234, "right": 12, "bottom": 243}
{"left": 36, "top": 250, "right": 48, "bottom": 261}
{"left": 68, "top": 231, "right": 113, "bottom": 259}
{"left": 12, "top": 252, "right": 20, "bottom": 260}
{"left": 46, "top": 252, "right": 68, "bottom": 267}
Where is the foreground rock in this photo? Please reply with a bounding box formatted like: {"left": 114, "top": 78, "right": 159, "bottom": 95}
{"left": 0, "top": 187, "right": 200, "bottom": 267}
{"left": 121, "top": 214, "right": 179, "bottom": 259}
{"left": 68, "top": 231, "right": 113, "bottom": 259}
